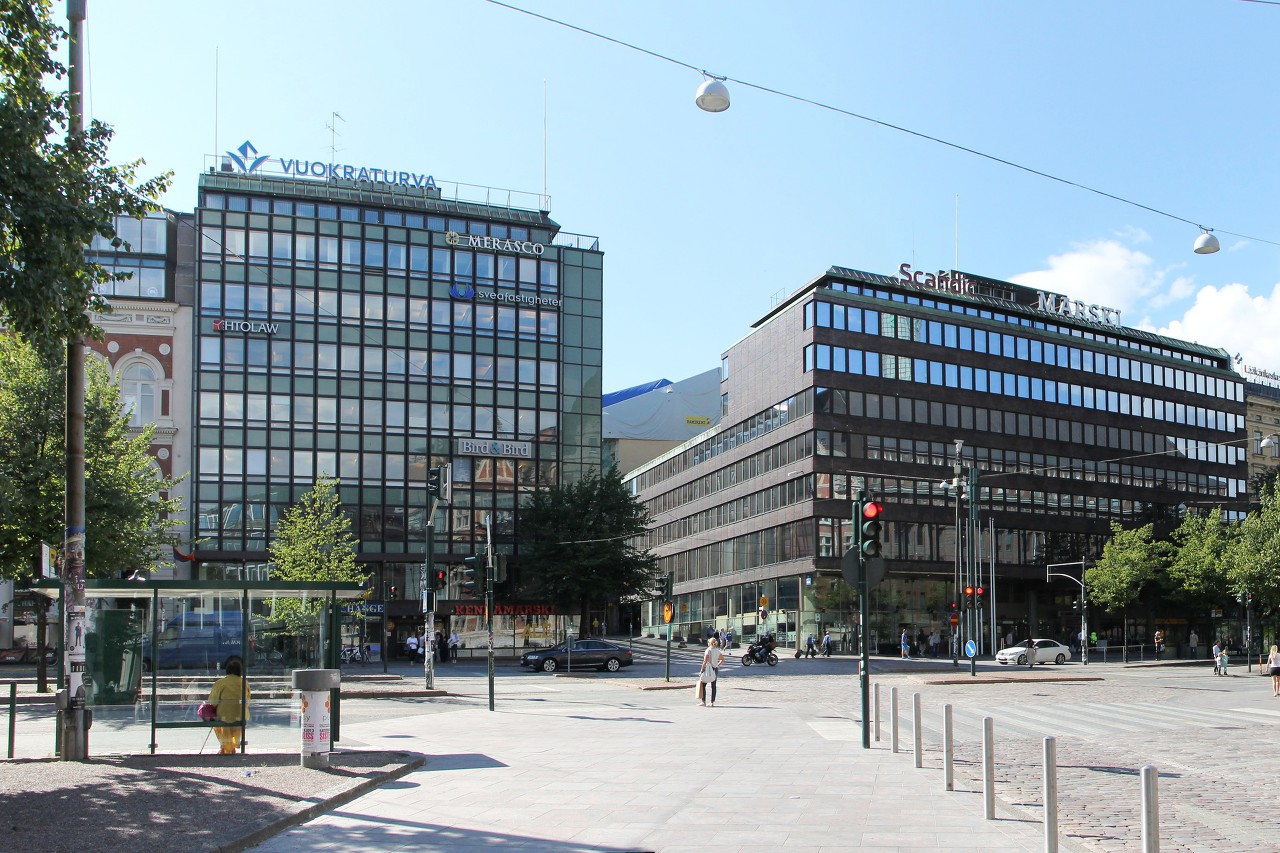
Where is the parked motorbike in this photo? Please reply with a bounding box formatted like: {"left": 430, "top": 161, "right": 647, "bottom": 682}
{"left": 741, "top": 636, "right": 779, "bottom": 667}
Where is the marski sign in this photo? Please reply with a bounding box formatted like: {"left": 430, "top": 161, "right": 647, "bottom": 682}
{"left": 224, "top": 140, "right": 438, "bottom": 191}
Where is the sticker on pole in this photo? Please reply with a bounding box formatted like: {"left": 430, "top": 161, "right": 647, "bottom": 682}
{"left": 965, "top": 640, "right": 977, "bottom": 659}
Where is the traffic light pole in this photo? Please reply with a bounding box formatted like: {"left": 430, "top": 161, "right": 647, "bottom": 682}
{"left": 853, "top": 491, "right": 872, "bottom": 750}
{"left": 1047, "top": 561, "right": 1089, "bottom": 666}
{"left": 423, "top": 519, "right": 435, "bottom": 691}
{"left": 967, "top": 468, "right": 978, "bottom": 678}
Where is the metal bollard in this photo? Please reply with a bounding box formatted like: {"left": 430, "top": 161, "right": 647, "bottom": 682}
{"left": 1044, "top": 736, "right": 1058, "bottom": 853}
{"left": 912, "top": 692, "right": 922, "bottom": 768}
{"left": 982, "top": 716, "right": 995, "bottom": 820}
{"left": 874, "top": 682, "right": 881, "bottom": 742}
{"left": 943, "top": 703, "right": 954, "bottom": 791}
{"left": 1141, "top": 765, "right": 1160, "bottom": 853}
{"left": 7, "top": 682, "right": 15, "bottom": 759}
{"left": 891, "top": 687, "right": 900, "bottom": 753}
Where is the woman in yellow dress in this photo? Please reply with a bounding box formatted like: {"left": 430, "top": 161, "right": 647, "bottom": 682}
{"left": 207, "top": 656, "right": 250, "bottom": 754}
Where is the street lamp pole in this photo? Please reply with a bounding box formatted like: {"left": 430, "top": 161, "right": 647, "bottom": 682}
{"left": 1047, "top": 561, "right": 1089, "bottom": 665}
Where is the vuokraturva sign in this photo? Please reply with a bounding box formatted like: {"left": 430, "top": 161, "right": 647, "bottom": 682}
{"left": 224, "top": 140, "right": 438, "bottom": 190}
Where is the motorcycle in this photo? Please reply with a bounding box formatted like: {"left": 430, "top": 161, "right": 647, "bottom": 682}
{"left": 741, "top": 637, "right": 779, "bottom": 667}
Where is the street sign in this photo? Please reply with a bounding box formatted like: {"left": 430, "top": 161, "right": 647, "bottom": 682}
{"left": 965, "top": 639, "right": 977, "bottom": 658}
{"left": 759, "top": 596, "right": 769, "bottom": 607}
{"left": 662, "top": 602, "right": 673, "bottom": 624}
{"left": 759, "top": 608, "right": 769, "bottom": 621}
{"left": 949, "top": 613, "right": 959, "bottom": 627}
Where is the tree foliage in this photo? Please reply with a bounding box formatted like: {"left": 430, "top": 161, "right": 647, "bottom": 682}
{"left": 1166, "top": 508, "right": 1234, "bottom": 607}
{"left": 1225, "top": 489, "right": 1280, "bottom": 612}
{"left": 1085, "top": 522, "right": 1170, "bottom": 612}
{"left": 267, "top": 476, "right": 362, "bottom": 632}
{"left": 0, "top": 0, "right": 170, "bottom": 360}
{"left": 0, "top": 334, "right": 183, "bottom": 580}
{"left": 518, "top": 468, "right": 658, "bottom": 630}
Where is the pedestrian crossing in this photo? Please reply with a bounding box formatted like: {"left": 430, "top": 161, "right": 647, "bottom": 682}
{"left": 814, "top": 700, "right": 1280, "bottom": 744}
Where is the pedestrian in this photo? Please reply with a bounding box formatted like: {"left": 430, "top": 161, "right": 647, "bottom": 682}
{"left": 900, "top": 628, "right": 910, "bottom": 659}
{"left": 405, "top": 631, "right": 420, "bottom": 663}
{"left": 697, "top": 636, "right": 724, "bottom": 707}
{"left": 1269, "top": 645, "right": 1280, "bottom": 696}
{"left": 929, "top": 629, "right": 941, "bottom": 658}
{"left": 207, "top": 655, "right": 250, "bottom": 755}
{"left": 822, "top": 630, "right": 832, "bottom": 657}
{"left": 726, "top": 627, "right": 734, "bottom": 649}
{"left": 1212, "top": 639, "right": 1225, "bottom": 675}
{"left": 1189, "top": 630, "right": 1199, "bottom": 658}
{"left": 436, "top": 629, "right": 446, "bottom": 663}
{"left": 600, "top": 620, "right": 607, "bottom": 637}
{"left": 805, "top": 633, "right": 817, "bottom": 658}
{"left": 1154, "top": 629, "right": 1165, "bottom": 660}
{"left": 1005, "top": 629, "right": 1014, "bottom": 649}
{"left": 448, "top": 630, "right": 459, "bottom": 661}
{"left": 1026, "top": 641, "right": 1038, "bottom": 669}
{"left": 592, "top": 618, "right": 600, "bottom": 637}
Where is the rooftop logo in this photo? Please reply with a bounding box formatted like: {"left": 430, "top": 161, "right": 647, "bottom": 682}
{"left": 446, "top": 231, "right": 545, "bottom": 256}
{"left": 226, "top": 141, "right": 269, "bottom": 174}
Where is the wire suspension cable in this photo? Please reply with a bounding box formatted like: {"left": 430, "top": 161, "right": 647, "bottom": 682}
{"left": 480, "top": 0, "right": 1280, "bottom": 248}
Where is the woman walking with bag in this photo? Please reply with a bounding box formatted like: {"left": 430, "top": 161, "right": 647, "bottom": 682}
{"left": 1268, "top": 645, "right": 1280, "bottom": 696}
{"left": 697, "top": 636, "right": 725, "bottom": 707}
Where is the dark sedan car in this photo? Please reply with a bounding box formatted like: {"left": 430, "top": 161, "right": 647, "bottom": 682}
{"left": 519, "top": 639, "right": 633, "bottom": 673}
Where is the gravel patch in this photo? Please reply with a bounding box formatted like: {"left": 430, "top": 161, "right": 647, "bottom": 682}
{"left": 0, "top": 750, "right": 423, "bottom": 853}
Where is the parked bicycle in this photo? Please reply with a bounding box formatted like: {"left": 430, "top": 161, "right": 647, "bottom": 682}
{"left": 340, "top": 645, "right": 370, "bottom": 665}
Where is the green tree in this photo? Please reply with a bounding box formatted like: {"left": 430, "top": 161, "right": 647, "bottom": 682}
{"left": 267, "top": 476, "right": 362, "bottom": 638}
{"left": 0, "top": 0, "right": 170, "bottom": 360}
{"left": 518, "top": 468, "right": 658, "bottom": 631}
{"left": 1166, "top": 508, "right": 1233, "bottom": 608}
{"left": 1085, "top": 522, "right": 1171, "bottom": 612}
{"left": 1225, "top": 488, "right": 1280, "bottom": 612}
{"left": 1248, "top": 465, "right": 1280, "bottom": 506}
{"left": 0, "top": 335, "right": 182, "bottom": 581}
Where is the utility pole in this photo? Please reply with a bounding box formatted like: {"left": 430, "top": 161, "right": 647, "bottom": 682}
{"left": 60, "top": 0, "right": 89, "bottom": 762}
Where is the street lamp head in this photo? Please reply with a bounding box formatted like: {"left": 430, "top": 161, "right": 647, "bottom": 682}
{"left": 695, "top": 77, "right": 730, "bottom": 112}
{"left": 1193, "top": 228, "right": 1220, "bottom": 255}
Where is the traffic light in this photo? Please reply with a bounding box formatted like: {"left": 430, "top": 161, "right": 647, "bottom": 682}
{"left": 1072, "top": 596, "right": 1081, "bottom": 612}
{"left": 963, "top": 585, "right": 975, "bottom": 608}
{"left": 860, "top": 500, "right": 883, "bottom": 558}
{"left": 656, "top": 572, "right": 673, "bottom": 600}
{"left": 427, "top": 465, "right": 450, "bottom": 501}
{"left": 974, "top": 586, "right": 984, "bottom": 609}
{"left": 461, "top": 556, "right": 481, "bottom": 596}
{"left": 389, "top": 585, "right": 398, "bottom": 599}
{"left": 427, "top": 567, "right": 446, "bottom": 592}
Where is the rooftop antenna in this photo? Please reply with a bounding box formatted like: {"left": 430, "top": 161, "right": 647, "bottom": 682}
{"left": 326, "top": 111, "right": 346, "bottom": 177}
{"left": 955, "top": 194, "right": 960, "bottom": 271}
{"left": 213, "top": 46, "right": 219, "bottom": 161}
{"left": 542, "top": 79, "right": 548, "bottom": 207}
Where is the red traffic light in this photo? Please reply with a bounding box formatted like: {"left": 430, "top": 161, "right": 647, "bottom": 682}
{"left": 976, "top": 587, "right": 984, "bottom": 595}
{"left": 964, "top": 586, "right": 974, "bottom": 596}
{"left": 862, "top": 500, "right": 883, "bottom": 520}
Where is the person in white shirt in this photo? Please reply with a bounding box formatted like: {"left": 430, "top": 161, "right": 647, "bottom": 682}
{"left": 448, "top": 631, "right": 459, "bottom": 662}
{"left": 698, "top": 637, "right": 725, "bottom": 707}
{"left": 405, "top": 632, "right": 420, "bottom": 662}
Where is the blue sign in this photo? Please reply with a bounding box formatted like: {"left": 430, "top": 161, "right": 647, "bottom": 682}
{"left": 224, "top": 140, "right": 438, "bottom": 190}
{"left": 964, "top": 640, "right": 977, "bottom": 658}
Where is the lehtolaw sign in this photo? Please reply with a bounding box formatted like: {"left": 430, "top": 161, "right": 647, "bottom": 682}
{"left": 206, "top": 318, "right": 283, "bottom": 335}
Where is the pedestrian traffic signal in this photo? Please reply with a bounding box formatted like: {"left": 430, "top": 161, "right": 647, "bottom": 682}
{"left": 1072, "top": 596, "right": 1081, "bottom": 612}
{"left": 461, "top": 556, "right": 481, "bottom": 596}
{"left": 975, "top": 586, "right": 984, "bottom": 608}
{"left": 963, "top": 585, "right": 975, "bottom": 608}
{"left": 427, "top": 568, "right": 446, "bottom": 591}
{"left": 860, "top": 500, "right": 883, "bottom": 558}
{"left": 389, "top": 585, "right": 397, "bottom": 599}
{"left": 426, "top": 464, "right": 452, "bottom": 502}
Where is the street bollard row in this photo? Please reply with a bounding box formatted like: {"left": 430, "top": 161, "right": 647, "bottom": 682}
{"left": 871, "top": 682, "right": 1160, "bottom": 853}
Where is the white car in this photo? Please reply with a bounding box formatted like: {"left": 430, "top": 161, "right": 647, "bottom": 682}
{"left": 995, "top": 639, "right": 1071, "bottom": 666}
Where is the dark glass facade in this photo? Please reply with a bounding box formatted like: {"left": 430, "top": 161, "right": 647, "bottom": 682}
{"left": 190, "top": 173, "right": 602, "bottom": 632}
{"left": 631, "top": 266, "right": 1246, "bottom": 654}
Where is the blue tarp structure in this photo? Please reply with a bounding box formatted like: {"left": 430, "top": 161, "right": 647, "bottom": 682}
{"left": 602, "top": 378, "right": 671, "bottom": 409}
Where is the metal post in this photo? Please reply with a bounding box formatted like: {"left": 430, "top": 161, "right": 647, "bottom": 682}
{"left": 1141, "top": 765, "right": 1160, "bottom": 853}
{"left": 856, "top": 490, "right": 871, "bottom": 750}
{"left": 1044, "top": 736, "right": 1058, "bottom": 853}
{"left": 664, "top": 618, "right": 671, "bottom": 682}
{"left": 60, "top": 0, "right": 89, "bottom": 764}
{"left": 7, "top": 682, "right": 15, "bottom": 759}
{"left": 424, "top": 520, "right": 435, "bottom": 690}
{"left": 943, "top": 704, "right": 954, "bottom": 791}
{"left": 891, "top": 686, "right": 900, "bottom": 753}
{"left": 982, "top": 716, "right": 995, "bottom": 820}
{"left": 874, "top": 682, "right": 881, "bottom": 742}
{"left": 912, "top": 691, "right": 922, "bottom": 768}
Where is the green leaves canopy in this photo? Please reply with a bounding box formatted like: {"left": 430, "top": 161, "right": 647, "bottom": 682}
{"left": 1085, "top": 522, "right": 1170, "bottom": 612}
{"left": 518, "top": 468, "right": 657, "bottom": 628}
{"left": 0, "top": 334, "right": 182, "bottom": 580}
{"left": 0, "top": 0, "right": 170, "bottom": 360}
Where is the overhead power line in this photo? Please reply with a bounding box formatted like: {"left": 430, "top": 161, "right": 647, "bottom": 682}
{"left": 481, "top": 0, "right": 1280, "bottom": 249}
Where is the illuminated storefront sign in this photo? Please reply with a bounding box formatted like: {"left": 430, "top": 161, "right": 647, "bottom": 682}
{"left": 224, "top": 140, "right": 438, "bottom": 190}
{"left": 456, "top": 438, "right": 533, "bottom": 458}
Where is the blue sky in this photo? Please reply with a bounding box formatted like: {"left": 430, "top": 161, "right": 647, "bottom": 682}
{"left": 83, "top": 1, "right": 1280, "bottom": 392}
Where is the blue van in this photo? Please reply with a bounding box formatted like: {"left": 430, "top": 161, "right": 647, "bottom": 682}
{"left": 142, "top": 611, "right": 253, "bottom": 671}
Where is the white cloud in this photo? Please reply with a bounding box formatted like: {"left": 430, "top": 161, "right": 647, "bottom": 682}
{"left": 1009, "top": 239, "right": 1167, "bottom": 318}
{"left": 1156, "top": 281, "right": 1280, "bottom": 370}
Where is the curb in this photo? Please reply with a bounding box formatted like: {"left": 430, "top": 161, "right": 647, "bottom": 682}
{"left": 215, "top": 751, "right": 427, "bottom": 853}
{"left": 925, "top": 676, "right": 1104, "bottom": 685}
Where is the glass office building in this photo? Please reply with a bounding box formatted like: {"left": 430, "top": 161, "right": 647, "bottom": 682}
{"left": 631, "top": 265, "right": 1246, "bottom": 655}
{"left": 190, "top": 170, "right": 602, "bottom": 644}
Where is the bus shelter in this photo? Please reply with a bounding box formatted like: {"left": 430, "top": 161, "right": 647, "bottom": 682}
{"left": 33, "top": 579, "right": 365, "bottom": 755}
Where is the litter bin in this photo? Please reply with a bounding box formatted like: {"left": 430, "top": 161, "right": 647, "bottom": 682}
{"left": 292, "top": 668, "right": 339, "bottom": 768}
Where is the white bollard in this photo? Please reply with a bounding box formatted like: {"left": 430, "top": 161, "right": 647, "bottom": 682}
{"left": 943, "top": 703, "right": 954, "bottom": 791}
{"left": 912, "top": 692, "right": 923, "bottom": 768}
{"left": 982, "top": 716, "right": 995, "bottom": 820}
{"left": 891, "top": 687, "right": 900, "bottom": 753}
{"left": 1141, "top": 765, "right": 1160, "bottom": 853}
{"left": 874, "top": 682, "right": 881, "bottom": 742}
{"left": 1044, "top": 736, "right": 1058, "bottom": 853}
